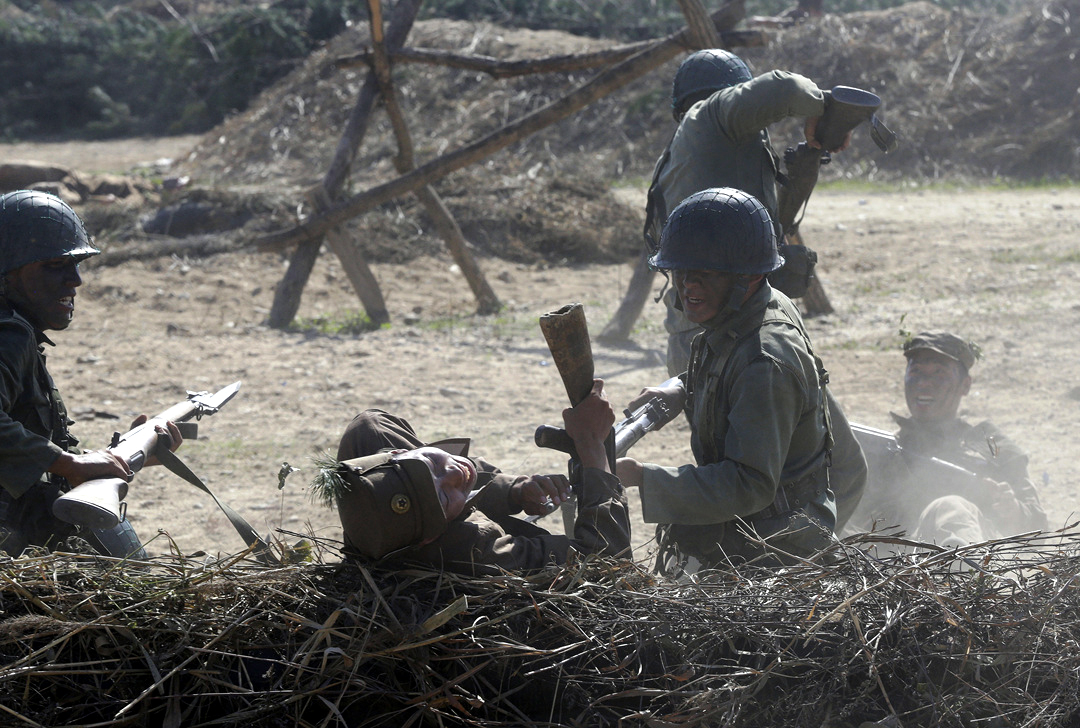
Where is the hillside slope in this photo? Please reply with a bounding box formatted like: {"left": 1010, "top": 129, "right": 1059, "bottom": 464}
{"left": 165, "top": 0, "right": 1077, "bottom": 265}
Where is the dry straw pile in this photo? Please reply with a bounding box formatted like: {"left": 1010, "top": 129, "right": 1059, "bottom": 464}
{"left": 1, "top": 530, "right": 1078, "bottom": 727}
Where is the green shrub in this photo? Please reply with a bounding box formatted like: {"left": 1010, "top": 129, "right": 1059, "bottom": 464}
{"left": 0, "top": 0, "right": 369, "bottom": 140}
{"left": 0, "top": 0, "right": 1023, "bottom": 140}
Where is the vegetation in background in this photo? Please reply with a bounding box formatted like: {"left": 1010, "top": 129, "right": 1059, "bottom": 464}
{"left": 419, "top": 0, "right": 1022, "bottom": 36}
{"left": 0, "top": 0, "right": 369, "bottom": 139}
{"left": 0, "top": 0, "right": 1021, "bottom": 141}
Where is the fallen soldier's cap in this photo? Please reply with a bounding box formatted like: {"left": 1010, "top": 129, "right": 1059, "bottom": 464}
{"left": 336, "top": 451, "right": 447, "bottom": 560}
{"left": 903, "top": 331, "right": 979, "bottom": 371}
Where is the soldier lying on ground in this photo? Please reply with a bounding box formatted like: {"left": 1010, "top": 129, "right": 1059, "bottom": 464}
{"left": 326, "top": 379, "right": 630, "bottom": 574}
{"left": 844, "top": 331, "right": 1048, "bottom": 546}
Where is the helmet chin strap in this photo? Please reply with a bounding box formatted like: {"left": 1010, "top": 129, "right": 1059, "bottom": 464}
{"left": 723, "top": 275, "right": 753, "bottom": 314}
{"left": 655, "top": 270, "right": 671, "bottom": 304}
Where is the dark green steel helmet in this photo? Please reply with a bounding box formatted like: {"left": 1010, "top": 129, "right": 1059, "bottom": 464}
{"left": 671, "top": 49, "right": 753, "bottom": 120}
{"left": 649, "top": 187, "right": 783, "bottom": 275}
{"left": 0, "top": 190, "right": 98, "bottom": 275}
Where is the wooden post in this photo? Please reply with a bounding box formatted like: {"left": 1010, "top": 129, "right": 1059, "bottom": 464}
{"left": 598, "top": 0, "right": 717, "bottom": 343}
{"left": 256, "top": 0, "right": 749, "bottom": 252}
{"left": 368, "top": 0, "right": 501, "bottom": 315}
{"left": 267, "top": 0, "right": 423, "bottom": 329}
{"left": 675, "top": 0, "right": 721, "bottom": 48}
{"left": 597, "top": 249, "right": 657, "bottom": 343}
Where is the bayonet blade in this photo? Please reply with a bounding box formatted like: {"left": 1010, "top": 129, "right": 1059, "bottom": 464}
{"left": 188, "top": 380, "right": 242, "bottom": 415}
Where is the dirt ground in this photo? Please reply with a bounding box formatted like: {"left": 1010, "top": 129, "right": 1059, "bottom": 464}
{"left": 11, "top": 138, "right": 1078, "bottom": 563}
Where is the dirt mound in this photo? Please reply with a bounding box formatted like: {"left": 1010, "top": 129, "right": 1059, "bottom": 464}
{"left": 750, "top": 0, "right": 1080, "bottom": 180}
{"left": 168, "top": 0, "right": 1076, "bottom": 265}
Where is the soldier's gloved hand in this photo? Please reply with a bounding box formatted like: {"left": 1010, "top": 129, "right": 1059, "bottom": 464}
{"left": 804, "top": 115, "right": 852, "bottom": 153}
{"left": 615, "top": 458, "right": 643, "bottom": 488}
{"left": 512, "top": 474, "right": 572, "bottom": 516}
{"left": 986, "top": 479, "right": 1024, "bottom": 522}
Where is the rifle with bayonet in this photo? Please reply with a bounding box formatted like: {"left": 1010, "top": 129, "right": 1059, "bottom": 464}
{"left": 850, "top": 422, "right": 998, "bottom": 510}
{"left": 52, "top": 382, "right": 277, "bottom": 563}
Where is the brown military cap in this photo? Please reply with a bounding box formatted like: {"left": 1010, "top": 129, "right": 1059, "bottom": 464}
{"left": 903, "top": 331, "right": 978, "bottom": 372}
{"left": 336, "top": 452, "right": 448, "bottom": 560}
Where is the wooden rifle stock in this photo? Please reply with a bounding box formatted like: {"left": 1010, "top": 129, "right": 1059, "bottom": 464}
{"left": 537, "top": 303, "right": 615, "bottom": 486}
{"left": 539, "top": 303, "right": 594, "bottom": 407}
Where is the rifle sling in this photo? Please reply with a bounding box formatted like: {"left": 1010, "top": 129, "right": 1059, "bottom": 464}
{"left": 152, "top": 442, "right": 280, "bottom": 566}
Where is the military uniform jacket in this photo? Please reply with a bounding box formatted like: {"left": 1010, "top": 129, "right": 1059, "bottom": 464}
{"left": 0, "top": 305, "right": 72, "bottom": 498}
{"left": 413, "top": 467, "right": 630, "bottom": 575}
{"left": 640, "top": 284, "right": 836, "bottom": 564}
{"left": 848, "top": 414, "right": 1047, "bottom": 537}
{"left": 651, "top": 70, "right": 826, "bottom": 242}
{"left": 337, "top": 409, "right": 631, "bottom": 575}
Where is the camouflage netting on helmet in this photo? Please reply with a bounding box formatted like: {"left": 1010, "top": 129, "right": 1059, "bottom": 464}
{"left": 671, "top": 49, "right": 754, "bottom": 118}
{"left": 0, "top": 190, "right": 98, "bottom": 274}
{"left": 650, "top": 188, "right": 783, "bottom": 275}
{"left": 1, "top": 530, "right": 1078, "bottom": 726}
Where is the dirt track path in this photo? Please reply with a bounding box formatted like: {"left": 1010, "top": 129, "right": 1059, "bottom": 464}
{"left": 42, "top": 186, "right": 1077, "bottom": 562}
{"left": 7, "top": 138, "right": 1079, "bottom": 561}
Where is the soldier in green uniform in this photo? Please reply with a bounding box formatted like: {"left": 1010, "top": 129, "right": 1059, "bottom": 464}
{"left": 636, "top": 52, "right": 868, "bottom": 534}
{"left": 845, "top": 332, "right": 1047, "bottom": 545}
{"left": 328, "top": 379, "right": 631, "bottom": 575}
{"left": 646, "top": 49, "right": 848, "bottom": 378}
{"left": 616, "top": 188, "right": 858, "bottom": 573}
{"left": 0, "top": 190, "right": 180, "bottom": 557}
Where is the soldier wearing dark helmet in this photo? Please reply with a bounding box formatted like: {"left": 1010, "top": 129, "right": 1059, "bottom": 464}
{"left": 616, "top": 188, "right": 864, "bottom": 573}
{"left": 323, "top": 379, "right": 631, "bottom": 574}
{"left": 0, "top": 190, "right": 180, "bottom": 557}
{"left": 643, "top": 49, "right": 849, "bottom": 378}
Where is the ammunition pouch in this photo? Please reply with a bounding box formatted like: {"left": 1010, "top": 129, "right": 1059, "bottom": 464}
{"left": 654, "top": 465, "right": 832, "bottom": 576}
{"left": 768, "top": 243, "right": 817, "bottom": 299}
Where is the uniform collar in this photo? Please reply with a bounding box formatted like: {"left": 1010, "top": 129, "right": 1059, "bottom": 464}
{"left": 700, "top": 282, "right": 773, "bottom": 350}
{"left": 1, "top": 300, "right": 54, "bottom": 347}
{"left": 891, "top": 411, "right": 968, "bottom": 451}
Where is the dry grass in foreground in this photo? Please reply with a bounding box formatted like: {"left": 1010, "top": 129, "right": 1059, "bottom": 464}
{"left": 1, "top": 528, "right": 1078, "bottom": 727}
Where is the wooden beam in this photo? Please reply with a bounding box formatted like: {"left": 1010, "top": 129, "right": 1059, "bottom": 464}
{"left": 256, "top": 0, "right": 748, "bottom": 253}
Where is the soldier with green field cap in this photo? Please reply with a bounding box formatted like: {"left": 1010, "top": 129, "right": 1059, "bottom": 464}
{"left": 0, "top": 190, "right": 180, "bottom": 558}
{"left": 845, "top": 331, "right": 1048, "bottom": 545}
{"left": 326, "top": 379, "right": 631, "bottom": 574}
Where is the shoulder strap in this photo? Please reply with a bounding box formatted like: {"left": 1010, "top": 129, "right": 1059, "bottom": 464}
{"left": 5, "top": 309, "right": 79, "bottom": 453}
{"left": 769, "top": 296, "right": 834, "bottom": 453}
{"left": 153, "top": 443, "right": 280, "bottom": 565}
{"left": 643, "top": 129, "right": 678, "bottom": 252}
